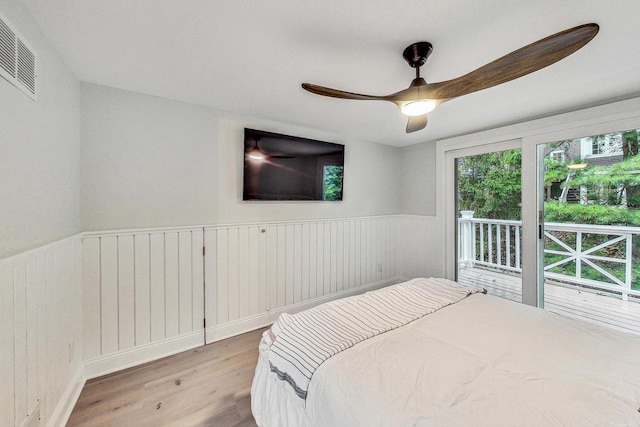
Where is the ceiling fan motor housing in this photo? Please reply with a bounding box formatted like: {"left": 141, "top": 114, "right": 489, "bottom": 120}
{"left": 403, "top": 42, "right": 433, "bottom": 68}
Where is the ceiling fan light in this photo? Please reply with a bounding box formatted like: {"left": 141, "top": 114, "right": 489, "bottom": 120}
{"left": 401, "top": 100, "right": 436, "bottom": 116}
{"left": 248, "top": 147, "right": 265, "bottom": 160}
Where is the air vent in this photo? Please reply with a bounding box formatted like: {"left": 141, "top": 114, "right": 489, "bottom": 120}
{"left": 0, "top": 11, "right": 36, "bottom": 100}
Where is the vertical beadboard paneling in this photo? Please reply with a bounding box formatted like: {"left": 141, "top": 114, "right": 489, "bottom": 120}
{"left": 316, "top": 223, "right": 325, "bottom": 298}
{"left": 337, "top": 221, "right": 344, "bottom": 292}
{"left": 35, "top": 254, "right": 47, "bottom": 418}
{"left": 48, "top": 249, "right": 62, "bottom": 408}
{"left": 82, "top": 238, "right": 101, "bottom": 359}
{"left": 258, "top": 226, "right": 268, "bottom": 313}
{"left": 134, "top": 234, "right": 151, "bottom": 346}
{"left": 149, "top": 233, "right": 166, "bottom": 342}
{"left": 100, "top": 237, "right": 119, "bottom": 355}
{"left": 0, "top": 263, "right": 15, "bottom": 426}
{"left": 276, "top": 225, "right": 287, "bottom": 308}
{"left": 308, "top": 223, "right": 317, "bottom": 300}
{"left": 330, "top": 221, "right": 338, "bottom": 294}
{"left": 0, "top": 235, "right": 83, "bottom": 427}
{"left": 395, "top": 215, "right": 440, "bottom": 279}
{"left": 237, "top": 227, "right": 250, "bottom": 319}
{"left": 348, "top": 220, "right": 356, "bottom": 288}
{"left": 323, "top": 223, "right": 331, "bottom": 296}
{"left": 118, "top": 235, "right": 135, "bottom": 351}
{"left": 266, "top": 225, "right": 278, "bottom": 311}
{"left": 204, "top": 228, "right": 218, "bottom": 327}
{"left": 164, "top": 233, "right": 180, "bottom": 339}
{"left": 285, "top": 225, "right": 295, "bottom": 306}
{"left": 389, "top": 217, "right": 395, "bottom": 276}
{"left": 14, "top": 261, "right": 28, "bottom": 422}
{"left": 354, "top": 220, "right": 361, "bottom": 286}
{"left": 82, "top": 217, "right": 416, "bottom": 378}
{"left": 25, "top": 258, "right": 38, "bottom": 416}
{"left": 82, "top": 228, "right": 205, "bottom": 379}
{"left": 373, "top": 218, "right": 381, "bottom": 281}
{"left": 178, "top": 231, "right": 193, "bottom": 335}
{"left": 248, "top": 227, "right": 261, "bottom": 316}
{"left": 191, "top": 231, "right": 204, "bottom": 332}
{"left": 301, "top": 224, "right": 310, "bottom": 302}
{"left": 227, "top": 228, "right": 240, "bottom": 322}
{"left": 293, "top": 224, "right": 303, "bottom": 304}
{"left": 216, "top": 228, "right": 229, "bottom": 324}
{"left": 6, "top": 215, "right": 426, "bottom": 426}
{"left": 202, "top": 216, "right": 403, "bottom": 336}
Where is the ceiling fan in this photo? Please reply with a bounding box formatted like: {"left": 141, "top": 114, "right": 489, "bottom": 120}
{"left": 302, "top": 23, "right": 599, "bottom": 134}
{"left": 247, "top": 138, "right": 296, "bottom": 160}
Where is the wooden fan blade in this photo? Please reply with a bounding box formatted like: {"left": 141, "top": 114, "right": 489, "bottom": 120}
{"left": 406, "top": 115, "right": 428, "bottom": 133}
{"left": 302, "top": 83, "right": 389, "bottom": 101}
{"left": 425, "top": 23, "right": 599, "bottom": 99}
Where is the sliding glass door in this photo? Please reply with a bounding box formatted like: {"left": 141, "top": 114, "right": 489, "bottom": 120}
{"left": 537, "top": 130, "right": 640, "bottom": 334}
{"left": 450, "top": 142, "right": 523, "bottom": 303}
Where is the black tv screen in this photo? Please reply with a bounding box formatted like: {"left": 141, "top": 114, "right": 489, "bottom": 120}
{"left": 243, "top": 128, "right": 344, "bottom": 201}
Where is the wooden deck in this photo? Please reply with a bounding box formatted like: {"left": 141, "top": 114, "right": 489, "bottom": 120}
{"left": 458, "top": 267, "right": 640, "bottom": 336}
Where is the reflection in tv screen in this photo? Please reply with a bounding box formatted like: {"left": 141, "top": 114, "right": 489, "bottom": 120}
{"left": 243, "top": 128, "right": 344, "bottom": 201}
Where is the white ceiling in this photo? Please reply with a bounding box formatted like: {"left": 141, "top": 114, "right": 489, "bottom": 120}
{"left": 20, "top": 0, "right": 640, "bottom": 146}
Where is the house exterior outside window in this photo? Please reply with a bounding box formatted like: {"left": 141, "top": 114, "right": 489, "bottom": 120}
{"left": 585, "top": 133, "right": 623, "bottom": 157}
{"left": 549, "top": 150, "right": 565, "bottom": 163}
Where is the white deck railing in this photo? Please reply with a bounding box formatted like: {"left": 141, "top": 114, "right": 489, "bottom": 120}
{"left": 458, "top": 211, "right": 640, "bottom": 300}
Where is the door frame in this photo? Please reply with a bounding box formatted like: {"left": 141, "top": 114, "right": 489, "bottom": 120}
{"left": 436, "top": 97, "right": 640, "bottom": 308}
{"left": 442, "top": 139, "right": 539, "bottom": 304}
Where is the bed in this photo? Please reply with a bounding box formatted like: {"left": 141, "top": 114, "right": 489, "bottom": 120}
{"left": 251, "top": 278, "right": 640, "bottom": 426}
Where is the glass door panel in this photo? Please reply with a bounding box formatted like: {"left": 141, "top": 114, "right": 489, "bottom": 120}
{"left": 455, "top": 148, "right": 523, "bottom": 303}
{"left": 538, "top": 130, "right": 640, "bottom": 335}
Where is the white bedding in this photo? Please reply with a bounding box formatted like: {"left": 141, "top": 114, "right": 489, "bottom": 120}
{"left": 268, "top": 278, "right": 482, "bottom": 400}
{"left": 251, "top": 288, "right": 640, "bottom": 426}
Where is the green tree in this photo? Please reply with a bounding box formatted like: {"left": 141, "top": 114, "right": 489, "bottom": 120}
{"left": 565, "top": 147, "right": 640, "bottom": 209}
{"left": 323, "top": 166, "right": 343, "bottom": 201}
{"left": 457, "top": 149, "right": 521, "bottom": 220}
{"left": 622, "top": 130, "right": 639, "bottom": 208}
{"left": 544, "top": 157, "right": 568, "bottom": 201}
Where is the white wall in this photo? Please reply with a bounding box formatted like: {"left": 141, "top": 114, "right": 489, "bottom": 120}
{"left": 398, "top": 141, "right": 437, "bottom": 216}
{"left": 217, "top": 118, "right": 401, "bottom": 223}
{"left": 0, "top": 1, "right": 84, "bottom": 424}
{"left": 80, "top": 84, "right": 401, "bottom": 232}
{"left": 80, "top": 83, "right": 219, "bottom": 231}
{"left": 0, "top": 0, "right": 81, "bottom": 259}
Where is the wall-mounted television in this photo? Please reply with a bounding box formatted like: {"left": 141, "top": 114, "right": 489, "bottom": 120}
{"left": 243, "top": 128, "right": 344, "bottom": 201}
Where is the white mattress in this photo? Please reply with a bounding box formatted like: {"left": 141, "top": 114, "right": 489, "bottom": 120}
{"left": 251, "top": 292, "right": 640, "bottom": 426}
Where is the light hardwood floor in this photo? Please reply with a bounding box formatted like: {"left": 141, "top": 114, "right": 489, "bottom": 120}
{"left": 67, "top": 328, "right": 266, "bottom": 427}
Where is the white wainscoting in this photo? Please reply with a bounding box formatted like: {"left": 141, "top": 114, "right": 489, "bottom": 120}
{"left": 0, "top": 235, "right": 84, "bottom": 427}
{"left": 396, "top": 215, "right": 445, "bottom": 280}
{"left": 204, "top": 216, "right": 400, "bottom": 343}
{"left": 80, "top": 215, "right": 440, "bottom": 378}
{"left": 82, "top": 228, "right": 205, "bottom": 378}
{"left": 0, "top": 214, "right": 440, "bottom": 426}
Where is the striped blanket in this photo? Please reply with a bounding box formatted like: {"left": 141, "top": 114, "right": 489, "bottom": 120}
{"left": 267, "top": 277, "right": 485, "bottom": 400}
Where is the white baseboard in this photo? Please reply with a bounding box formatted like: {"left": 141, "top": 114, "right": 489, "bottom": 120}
{"left": 205, "top": 276, "right": 404, "bottom": 344}
{"left": 46, "top": 366, "right": 85, "bottom": 427}
{"left": 205, "top": 312, "right": 272, "bottom": 344}
{"left": 84, "top": 330, "right": 204, "bottom": 380}
{"left": 84, "top": 278, "right": 405, "bottom": 378}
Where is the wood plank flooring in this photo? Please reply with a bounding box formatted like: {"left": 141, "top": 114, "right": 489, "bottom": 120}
{"left": 68, "top": 271, "right": 639, "bottom": 426}
{"left": 458, "top": 267, "right": 640, "bottom": 336}
{"left": 67, "top": 328, "right": 266, "bottom": 427}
